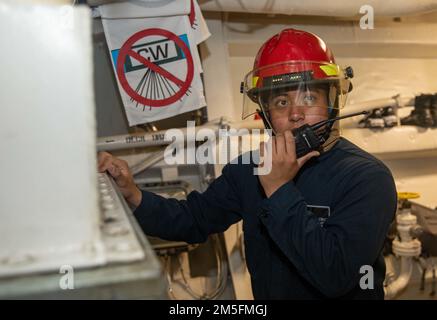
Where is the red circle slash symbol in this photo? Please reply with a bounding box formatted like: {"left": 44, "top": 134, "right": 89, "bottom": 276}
{"left": 116, "top": 28, "right": 194, "bottom": 107}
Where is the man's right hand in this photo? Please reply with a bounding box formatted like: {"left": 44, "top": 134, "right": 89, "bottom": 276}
{"left": 97, "top": 152, "right": 142, "bottom": 209}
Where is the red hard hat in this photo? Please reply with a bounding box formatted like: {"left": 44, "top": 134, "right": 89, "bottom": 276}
{"left": 253, "top": 28, "right": 336, "bottom": 80}
{"left": 242, "top": 28, "right": 353, "bottom": 120}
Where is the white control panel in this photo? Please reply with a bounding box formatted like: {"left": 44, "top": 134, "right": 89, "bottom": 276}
{"left": 98, "top": 173, "right": 145, "bottom": 264}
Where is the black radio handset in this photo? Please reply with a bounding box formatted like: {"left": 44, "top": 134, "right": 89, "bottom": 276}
{"left": 292, "top": 111, "right": 368, "bottom": 158}
{"left": 292, "top": 124, "right": 325, "bottom": 158}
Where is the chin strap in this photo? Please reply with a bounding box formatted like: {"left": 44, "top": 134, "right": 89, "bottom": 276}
{"left": 320, "top": 121, "right": 340, "bottom": 153}
{"left": 256, "top": 110, "right": 273, "bottom": 132}
{"left": 322, "top": 107, "right": 341, "bottom": 152}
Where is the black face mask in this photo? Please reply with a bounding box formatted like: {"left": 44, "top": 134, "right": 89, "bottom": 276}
{"left": 258, "top": 110, "right": 368, "bottom": 158}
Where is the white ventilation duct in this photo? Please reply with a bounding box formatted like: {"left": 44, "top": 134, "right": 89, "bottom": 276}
{"left": 87, "top": 0, "right": 437, "bottom": 18}
{"left": 199, "top": 0, "right": 437, "bottom": 17}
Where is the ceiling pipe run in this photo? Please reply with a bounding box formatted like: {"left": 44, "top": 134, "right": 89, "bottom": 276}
{"left": 198, "top": 0, "right": 437, "bottom": 17}
{"left": 86, "top": 0, "right": 437, "bottom": 17}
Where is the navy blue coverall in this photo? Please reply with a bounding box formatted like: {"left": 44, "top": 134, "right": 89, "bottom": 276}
{"left": 133, "top": 138, "right": 397, "bottom": 299}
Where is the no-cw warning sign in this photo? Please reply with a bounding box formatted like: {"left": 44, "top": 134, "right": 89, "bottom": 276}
{"left": 117, "top": 28, "right": 194, "bottom": 107}
{"left": 102, "top": 16, "right": 206, "bottom": 126}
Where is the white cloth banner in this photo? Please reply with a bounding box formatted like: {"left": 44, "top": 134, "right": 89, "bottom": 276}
{"left": 100, "top": 1, "right": 209, "bottom": 126}
{"left": 99, "top": 0, "right": 190, "bottom": 19}
{"left": 99, "top": 0, "right": 210, "bottom": 45}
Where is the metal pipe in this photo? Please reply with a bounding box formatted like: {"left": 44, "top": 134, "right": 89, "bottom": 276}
{"left": 97, "top": 123, "right": 222, "bottom": 151}
{"left": 97, "top": 118, "right": 270, "bottom": 152}
{"left": 87, "top": 0, "right": 437, "bottom": 18}
{"left": 199, "top": 0, "right": 437, "bottom": 17}
{"left": 345, "top": 96, "right": 414, "bottom": 115}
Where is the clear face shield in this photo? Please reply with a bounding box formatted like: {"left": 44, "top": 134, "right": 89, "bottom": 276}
{"left": 241, "top": 61, "right": 351, "bottom": 130}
